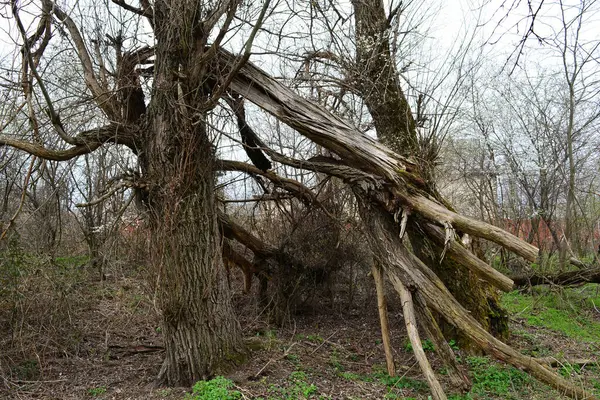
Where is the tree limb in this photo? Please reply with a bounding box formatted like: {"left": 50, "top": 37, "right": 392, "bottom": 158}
{"left": 0, "top": 124, "right": 137, "bottom": 161}
{"left": 512, "top": 267, "right": 600, "bottom": 288}
{"left": 52, "top": 3, "right": 119, "bottom": 119}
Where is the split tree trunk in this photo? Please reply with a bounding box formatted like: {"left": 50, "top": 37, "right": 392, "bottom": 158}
{"left": 351, "top": 0, "right": 508, "bottom": 344}
{"left": 219, "top": 50, "right": 597, "bottom": 399}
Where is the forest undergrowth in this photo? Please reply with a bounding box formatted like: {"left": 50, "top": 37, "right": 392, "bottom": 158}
{"left": 1, "top": 251, "right": 600, "bottom": 399}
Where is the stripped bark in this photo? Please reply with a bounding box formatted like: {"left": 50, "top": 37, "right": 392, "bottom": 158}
{"left": 423, "top": 223, "right": 514, "bottom": 292}
{"left": 371, "top": 264, "right": 396, "bottom": 377}
{"left": 397, "top": 280, "right": 447, "bottom": 400}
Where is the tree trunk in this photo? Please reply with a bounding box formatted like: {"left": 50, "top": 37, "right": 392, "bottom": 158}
{"left": 143, "top": 128, "right": 246, "bottom": 386}
{"left": 141, "top": 0, "right": 246, "bottom": 386}
{"left": 351, "top": 0, "right": 508, "bottom": 344}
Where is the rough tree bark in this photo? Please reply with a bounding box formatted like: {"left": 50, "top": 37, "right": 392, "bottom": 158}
{"left": 139, "top": 0, "right": 246, "bottom": 385}
{"left": 143, "top": 121, "right": 245, "bottom": 385}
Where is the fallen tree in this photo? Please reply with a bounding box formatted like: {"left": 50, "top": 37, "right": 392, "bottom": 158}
{"left": 208, "top": 48, "right": 597, "bottom": 399}
{"left": 1, "top": 0, "right": 596, "bottom": 397}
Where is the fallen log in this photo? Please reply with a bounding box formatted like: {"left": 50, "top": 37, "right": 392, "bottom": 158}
{"left": 512, "top": 268, "right": 600, "bottom": 288}
{"left": 222, "top": 241, "right": 257, "bottom": 293}
{"left": 536, "top": 357, "right": 597, "bottom": 368}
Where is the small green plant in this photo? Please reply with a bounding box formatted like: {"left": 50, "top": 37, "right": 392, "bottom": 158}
{"left": 329, "top": 349, "right": 343, "bottom": 372}
{"left": 559, "top": 362, "right": 582, "bottom": 377}
{"left": 423, "top": 339, "right": 435, "bottom": 352}
{"left": 12, "top": 359, "right": 40, "bottom": 380}
{"left": 268, "top": 371, "right": 318, "bottom": 399}
{"left": 306, "top": 334, "right": 323, "bottom": 343}
{"left": 404, "top": 339, "right": 435, "bottom": 352}
{"left": 339, "top": 372, "right": 363, "bottom": 381}
{"left": 88, "top": 386, "right": 107, "bottom": 397}
{"left": 290, "top": 371, "right": 318, "bottom": 397}
{"left": 185, "top": 376, "right": 241, "bottom": 400}
{"left": 286, "top": 353, "right": 300, "bottom": 366}
{"left": 467, "top": 356, "right": 531, "bottom": 398}
{"left": 448, "top": 395, "right": 473, "bottom": 400}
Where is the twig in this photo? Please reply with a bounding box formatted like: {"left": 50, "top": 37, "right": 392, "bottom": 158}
{"left": 254, "top": 342, "right": 298, "bottom": 379}
{"left": 309, "top": 330, "right": 339, "bottom": 355}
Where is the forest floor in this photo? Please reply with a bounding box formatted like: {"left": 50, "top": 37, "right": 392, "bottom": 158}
{"left": 2, "top": 256, "right": 600, "bottom": 399}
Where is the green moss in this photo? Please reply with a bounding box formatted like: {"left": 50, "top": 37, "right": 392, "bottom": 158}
{"left": 224, "top": 349, "right": 248, "bottom": 365}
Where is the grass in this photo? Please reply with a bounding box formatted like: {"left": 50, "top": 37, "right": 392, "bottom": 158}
{"left": 54, "top": 254, "right": 89, "bottom": 269}
{"left": 260, "top": 371, "right": 320, "bottom": 400}
{"left": 502, "top": 285, "right": 600, "bottom": 342}
{"left": 185, "top": 376, "right": 241, "bottom": 400}
{"left": 87, "top": 386, "right": 107, "bottom": 397}
{"left": 466, "top": 356, "right": 532, "bottom": 399}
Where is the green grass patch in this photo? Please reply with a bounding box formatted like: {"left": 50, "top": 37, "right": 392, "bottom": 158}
{"left": 88, "top": 386, "right": 107, "bottom": 397}
{"left": 185, "top": 376, "right": 241, "bottom": 400}
{"left": 262, "top": 371, "right": 319, "bottom": 399}
{"left": 454, "top": 356, "right": 533, "bottom": 399}
{"left": 54, "top": 254, "right": 89, "bottom": 269}
{"left": 502, "top": 286, "right": 600, "bottom": 341}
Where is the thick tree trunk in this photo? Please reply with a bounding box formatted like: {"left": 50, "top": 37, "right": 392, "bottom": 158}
{"left": 140, "top": 0, "right": 245, "bottom": 386}
{"left": 351, "top": 0, "right": 508, "bottom": 343}
{"left": 143, "top": 129, "right": 246, "bottom": 386}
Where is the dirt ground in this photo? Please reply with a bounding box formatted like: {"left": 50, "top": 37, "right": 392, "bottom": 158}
{"left": 1, "top": 268, "right": 598, "bottom": 400}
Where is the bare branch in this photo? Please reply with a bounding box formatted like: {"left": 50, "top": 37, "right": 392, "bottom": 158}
{"left": 0, "top": 124, "right": 137, "bottom": 161}
{"left": 12, "top": 1, "right": 76, "bottom": 145}
{"left": 52, "top": 3, "right": 119, "bottom": 120}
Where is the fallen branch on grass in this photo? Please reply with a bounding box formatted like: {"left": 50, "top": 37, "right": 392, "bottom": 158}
{"left": 512, "top": 268, "right": 600, "bottom": 288}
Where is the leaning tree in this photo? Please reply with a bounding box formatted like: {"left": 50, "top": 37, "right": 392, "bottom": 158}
{"left": 0, "top": 0, "right": 596, "bottom": 398}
